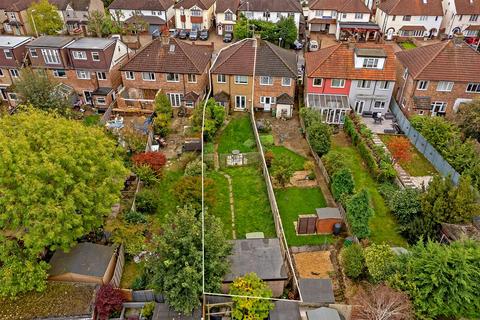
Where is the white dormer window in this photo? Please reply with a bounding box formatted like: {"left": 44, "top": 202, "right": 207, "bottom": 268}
{"left": 152, "top": 11, "right": 161, "bottom": 15}
{"left": 362, "top": 58, "right": 379, "bottom": 68}
{"left": 225, "top": 12, "right": 233, "bottom": 20}
{"left": 3, "top": 49, "right": 13, "bottom": 59}
{"left": 355, "top": 13, "right": 363, "bottom": 19}
{"left": 419, "top": 16, "right": 428, "bottom": 21}
{"left": 191, "top": 9, "right": 202, "bottom": 16}
{"left": 315, "top": 10, "right": 323, "bottom": 17}
{"left": 91, "top": 52, "right": 100, "bottom": 61}
{"left": 29, "top": 48, "right": 38, "bottom": 58}
{"left": 73, "top": 51, "right": 87, "bottom": 60}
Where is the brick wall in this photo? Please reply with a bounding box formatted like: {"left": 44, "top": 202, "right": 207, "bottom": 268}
{"left": 212, "top": 74, "right": 253, "bottom": 110}
{"left": 254, "top": 76, "right": 295, "bottom": 110}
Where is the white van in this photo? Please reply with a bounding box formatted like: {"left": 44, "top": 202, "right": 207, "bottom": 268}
{"left": 308, "top": 40, "right": 319, "bottom": 51}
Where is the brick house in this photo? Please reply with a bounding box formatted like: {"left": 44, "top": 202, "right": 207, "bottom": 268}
{"left": 174, "top": 0, "right": 216, "bottom": 31}
{"left": 51, "top": 0, "right": 105, "bottom": 36}
{"left": 395, "top": 39, "right": 480, "bottom": 117}
{"left": 108, "top": 0, "right": 176, "bottom": 36}
{"left": 441, "top": 0, "right": 480, "bottom": 43}
{"left": 26, "top": 36, "right": 130, "bottom": 109}
{"left": 304, "top": 43, "right": 396, "bottom": 124}
{"left": 307, "top": 0, "right": 380, "bottom": 41}
{"left": 117, "top": 37, "right": 213, "bottom": 114}
{"left": 0, "top": 35, "right": 32, "bottom": 107}
{"left": 0, "top": 0, "right": 36, "bottom": 35}
{"left": 215, "top": 0, "right": 239, "bottom": 35}
{"left": 211, "top": 38, "right": 297, "bottom": 117}
{"left": 375, "top": 0, "right": 443, "bottom": 40}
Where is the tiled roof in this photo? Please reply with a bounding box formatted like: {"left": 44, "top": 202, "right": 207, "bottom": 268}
{"left": 309, "top": 0, "right": 370, "bottom": 13}
{"left": 216, "top": 0, "right": 240, "bottom": 13}
{"left": 26, "top": 36, "right": 75, "bottom": 48}
{"left": 305, "top": 43, "right": 397, "bottom": 81}
{"left": 377, "top": 0, "right": 443, "bottom": 16}
{"left": 50, "top": 0, "right": 92, "bottom": 11}
{"left": 455, "top": 0, "right": 480, "bottom": 14}
{"left": 238, "top": 0, "right": 302, "bottom": 13}
{"left": 399, "top": 25, "right": 426, "bottom": 31}
{"left": 309, "top": 18, "right": 337, "bottom": 24}
{"left": 124, "top": 15, "right": 166, "bottom": 25}
{"left": 211, "top": 39, "right": 297, "bottom": 78}
{"left": 174, "top": 0, "right": 216, "bottom": 10}
{"left": 0, "top": 0, "right": 34, "bottom": 11}
{"left": 214, "top": 91, "right": 230, "bottom": 102}
{"left": 108, "top": 0, "right": 174, "bottom": 10}
{"left": 121, "top": 38, "right": 213, "bottom": 74}
{"left": 396, "top": 40, "right": 480, "bottom": 82}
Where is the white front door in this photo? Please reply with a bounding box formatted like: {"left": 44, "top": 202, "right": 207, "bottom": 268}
{"left": 235, "top": 95, "right": 246, "bottom": 110}
{"left": 386, "top": 28, "right": 394, "bottom": 40}
{"left": 218, "top": 25, "right": 223, "bottom": 35}
{"left": 264, "top": 96, "right": 272, "bottom": 111}
{"left": 354, "top": 100, "right": 365, "bottom": 114}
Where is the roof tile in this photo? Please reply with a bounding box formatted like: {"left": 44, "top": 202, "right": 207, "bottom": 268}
{"left": 377, "top": 0, "right": 443, "bottom": 16}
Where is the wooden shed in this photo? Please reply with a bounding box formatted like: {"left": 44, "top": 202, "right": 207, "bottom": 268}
{"left": 48, "top": 242, "right": 120, "bottom": 285}
{"left": 315, "top": 208, "right": 343, "bottom": 234}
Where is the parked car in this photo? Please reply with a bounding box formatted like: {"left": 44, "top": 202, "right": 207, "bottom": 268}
{"left": 199, "top": 29, "right": 209, "bottom": 40}
{"left": 169, "top": 29, "right": 179, "bottom": 38}
{"left": 189, "top": 29, "right": 198, "bottom": 40}
{"left": 178, "top": 29, "right": 188, "bottom": 39}
{"left": 308, "top": 40, "right": 319, "bottom": 51}
{"left": 292, "top": 39, "right": 303, "bottom": 50}
{"left": 223, "top": 33, "right": 233, "bottom": 43}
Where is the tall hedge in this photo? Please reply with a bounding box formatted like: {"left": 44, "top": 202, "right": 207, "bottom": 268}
{"left": 346, "top": 189, "right": 374, "bottom": 239}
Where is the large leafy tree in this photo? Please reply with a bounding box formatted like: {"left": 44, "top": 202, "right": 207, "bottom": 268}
{"left": 87, "top": 10, "right": 120, "bottom": 37}
{"left": 455, "top": 99, "right": 480, "bottom": 142}
{"left": 233, "top": 16, "right": 297, "bottom": 47}
{"left": 229, "top": 273, "right": 275, "bottom": 320}
{"left": 27, "top": 0, "right": 63, "bottom": 35}
{"left": 14, "top": 68, "right": 71, "bottom": 115}
{"left": 150, "top": 205, "right": 230, "bottom": 314}
{"left": 192, "top": 98, "right": 226, "bottom": 141}
{"left": 391, "top": 240, "right": 480, "bottom": 319}
{"left": 307, "top": 122, "right": 332, "bottom": 156}
{"left": 0, "top": 111, "right": 128, "bottom": 297}
{"left": 364, "top": 243, "right": 398, "bottom": 283}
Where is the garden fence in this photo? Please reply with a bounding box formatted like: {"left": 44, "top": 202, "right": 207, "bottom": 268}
{"left": 390, "top": 100, "right": 460, "bottom": 184}
{"left": 99, "top": 102, "right": 114, "bottom": 124}
{"left": 249, "top": 111, "right": 302, "bottom": 301}
{"left": 110, "top": 244, "right": 124, "bottom": 288}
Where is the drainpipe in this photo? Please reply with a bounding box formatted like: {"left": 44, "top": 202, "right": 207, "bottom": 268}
{"left": 370, "top": 80, "right": 378, "bottom": 110}
{"left": 250, "top": 37, "right": 257, "bottom": 113}
{"left": 398, "top": 70, "right": 409, "bottom": 109}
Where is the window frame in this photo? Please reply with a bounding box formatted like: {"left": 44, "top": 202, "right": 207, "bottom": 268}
{"left": 235, "top": 95, "right": 247, "bottom": 109}
{"left": 91, "top": 52, "right": 100, "bottom": 61}
{"left": 125, "top": 71, "right": 135, "bottom": 80}
{"left": 379, "top": 81, "right": 390, "bottom": 90}
{"left": 187, "top": 74, "right": 197, "bottom": 83}
{"left": 217, "top": 74, "right": 226, "bottom": 83}
{"left": 143, "top": 72, "right": 156, "bottom": 81}
{"left": 373, "top": 100, "right": 386, "bottom": 109}
{"left": 436, "top": 81, "right": 454, "bottom": 92}
{"left": 281, "top": 77, "right": 291, "bottom": 86}
{"left": 9, "top": 69, "right": 19, "bottom": 78}
{"left": 357, "top": 80, "right": 372, "bottom": 89}
{"left": 96, "top": 71, "right": 107, "bottom": 80}
{"left": 331, "top": 78, "right": 345, "bottom": 88}
{"left": 166, "top": 73, "right": 179, "bottom": 82}
{"left": 354, "top": 13, "right": 363, "bottom": 19}
{"left": 3, "top": 49, "right": 12, "bottom": 59}
{"left": 76, "top": 70, "right": 91, "bottom": 79}
{"left": 403, "top": 15, "right": 411, "bottom": 21}
{"left": 259, "top": 76, "right": 273, "bottom": 86}
{"left": 29, "top": 48, "right": 38, "bottom": 58}
{"left": 41, "top": 49, "right": 61, "bottom": 64}
{"left": 362, "top": 58, "right": 379, "bottom": 69}
{"left": 53, "top": 69, "right": 67, "bottom": 78}
{"left": 96, "top": 97, "right": 107, "bottom": 105}
{"left": 72, "top": 50, "right": 87, "bottom": 60}
{"left": 466, "top": 83, "right": 480, "bottom": 93}
{"left": 235, "top": 75, "right": 248, "bottom": 84}
{"left": 417, "top": 80, "right": 429, "bottom": 91}
{"left": 312, "top": 78, "right": 323, "bottom": 87}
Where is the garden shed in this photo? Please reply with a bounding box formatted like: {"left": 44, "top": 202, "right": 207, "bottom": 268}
{"left": 315, "top": 208, "right": 343, "bottom": 234}
{"left": 269, "top": 301, "right": 301, "bottom": 320}
{"left": 48, "top": 242, "right": 121, "bottom": 286}
{"left": 299, "top": 278, "right": 335, "bottom": 304}
{"left": 222, "top": 238, "right": 288, "bottom": 297}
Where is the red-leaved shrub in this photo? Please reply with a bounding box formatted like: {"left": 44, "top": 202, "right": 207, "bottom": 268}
{"left": 132, "top": 152, "right": 167, "bottom": 173}
{"left": 95, "top": 284, "right": 125, "bottom": 320}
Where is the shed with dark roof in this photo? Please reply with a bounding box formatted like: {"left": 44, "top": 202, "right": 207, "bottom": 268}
{"left": 306, "top": 307, "right": 342, "bottom": 320}
{"left": 48, "top": 243, "right": 119, "bottom": 285}
{"left": 315, "top": 208, "right": 343, "bottom": 234}
{"left": 299, "top": 278, "right": 335, "bottom": 304}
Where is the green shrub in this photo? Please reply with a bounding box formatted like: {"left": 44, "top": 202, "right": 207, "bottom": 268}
{"left": 346, "top": 190, "right": 374, "bottom": 239}
{"left": 142, "top": 302, "right": 155, "bottom": 319}
{"left": 243, "top": 138, "right": 256, "bottom": 149}
{"left": 260, "top": 134, "right": 274, "bottom": 147}
{"left": 135, "top": 188, "right": 159, "bottom": 214}
{"left": 340, "top": 244, "right": 365, "bottom": 280}
{"left": 322, "top": 151, "right": 347, "bottom": 176}
{"left": 184, "top": 158, "right": 203, "bottom": 176}
{"left": 307, "top": 122, "right": 332, "bottom": 156}
{"left": 331, "top": 168, "right": 355, "bottom": 202}
{"left": 300, "top": 107, "right": 323, "bottom": 128}
{"left": 124, "top": 210, "right": 147, "bottom": 224}
{"left": 389, "top": 188, "right": 422, "bottom": 225}
{"left": 377, "top": 182, "right": 399, "bottom": 199}
{"left": 134, "top": 165, "right": 160, "bottom": 186}
{"left": 364, "top": 243, "right": 397, "bottom": 283}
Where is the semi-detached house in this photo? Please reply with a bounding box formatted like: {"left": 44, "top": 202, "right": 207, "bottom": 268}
{"left": 305, "top": 43, "right": 396, "bottom": 124}
{"left": 441, "top": 0, "right": 480, "bottom": 41}
{"left": 375, "top": 0, "right": 443, "bottom": 40}
{"left": 174, "top": 0, "right": 216, "bottom": 31}
{"left": 26, "top": 36, "right": 130, "bottom": 109}
{"left": 0, "top": 35, "right": 32, "bottom": 107}
{"left": 117, "top": 37, "right": 213, "bottom": 113}
{"left": 215, "top": 0, "right": 240, "bottom": 35}
{"left": 211, "top": 38, "right": 297, "bottom": 118}
{"left": 307, "top": 0, "right": 379, "bottom": 41}
{"left": 395, "top": 40, "right": 480, "bottom": 117}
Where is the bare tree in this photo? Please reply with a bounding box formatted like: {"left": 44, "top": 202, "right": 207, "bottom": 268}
{"left": 352, "top": 284, "right": 413, "bottom": 320}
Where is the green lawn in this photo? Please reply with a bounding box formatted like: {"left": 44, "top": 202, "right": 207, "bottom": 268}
{"left": 379, "top": 134, "right": 437, "bottom": 176}
{"left": 207, "top": 171, "right": 233, "bottom": 238}
{"left": 224, "top": 166, "right": 276, "bottom": 238}
{"left": 267, "top": 146, "right": 307, "bottom": 171}
{"left": 217, "top": 115, "right": 256, "bottom": 154}
{"left": 153, "top": 169, "right": 183, "bottom": 223}
{"left": 399, "top": 41, "right": 417, "bottom": 50}
{"left": 204, "top": 142, "right": 215, "bottom": 154}
{"left": 275, "top": 187, "right": 332, "bottom": 246}
{"left": 331, "top": 134, "right": 407, "bottom": 246}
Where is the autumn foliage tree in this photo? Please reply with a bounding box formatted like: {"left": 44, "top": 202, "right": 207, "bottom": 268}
{"left": 387, "top": 136, "right": 412, "bottom": 164}
{"left": 132, "top": 152, "right": 167, "bottom": 173}
{"left": 95, "top": 284, "right": 125, "bottom": 320}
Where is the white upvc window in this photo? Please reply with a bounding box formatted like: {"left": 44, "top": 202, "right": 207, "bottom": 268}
{"left": 225, "top": 24, "right": 233, "bottom": 32}
{"left": 125, "top": 71, "right": 135, "bottom": 80}
{"left": 417, "top": 80, "right": 429, "bottom": 90}
{"left": 76, "top": 70, "right": 91, "bottom": 79}
{"left": 355, "top": 13, "right": 363, "bottom": 19}
{"left": 96, "top": 97, "right": 106, "bottom": 105}
{"left": 53, "top": 69, "right": 66, "bottom": 78}
{"left": 166, "top": 73, "right": 179, "bottom": 82}
{"left": 187, "top": 74, "right": 197, "bottom": 83}
{"left": 315, "top": 10, "right": 323, "bottom": 17}
{"left": 225, "top": 12, "right": 233, "bottom": 20}
{"left": 73, "top": 50, "right": 87, "bottom": 60}
{"left": 41, "top": 49, "right": 60, "bottom": 64}
{"left": 9, "top": 69, "right": 19, "bottom": 78}
{"left": 235, "top": 75, "right": 248, "bottom": 84}
{"left": 143, "top": 72, "right": 156, "bottom": 81}
{"left": 91, "top": 52, "right": 100, "bottom": 61}
{"left": 470, "top": 14, "right": 479, "bottom": 22}
{"left": 419, "top": 15, "right": 428, "bottom": 21}
{"left": 29, "top": 48, "right": 38, "bottom": 58}
{"left": 313, "top": 78, "right": 323, "bottom": 87}
{"left": 362, "top": 58, "right": 379, "bottom": 68}
{"left": 191, "top": 9, "right": 202, "bottom": 16}
{"left": 167, "top": 93, "right": 183, "bottom": 107}
{"left": 342, "top": 13, "right": 347, "bottom": 19}
{"left": 431, "top": 101, "right": 447, "bottom": 114}
{"left": 4, "top": 49, "right": 13, "bottom": 59}
{"left": 437, "top": 81, "right": 454, "bottom": 92}
{"left": 96, "top": 71, "right": 107, "bottom": 80}
{"left": 466, "top": 83, "right": 480, "bottom": 93}
{"left": 282, "top": 77, "right": 291, "bottom": 86}
{"left": 403, "top": 15, "right": 411, "bottom": 21}
{"left": 217, "top": 74, "right": 226, "bottom": 83}
{"left": 357, "top": 80, "right": 371, "bottom": 89}
{"left": 235, "top": 95, "right": 246, "bottom": 109}
{"left": 260, "top": 96, "right": 276, "bottom": 104}
{"left": 331, "top": 79, "right": 345, "bottom": 88}
{"left": 379, "top": 81, "right": 390, "bottom": 90}
{"left": 260, "top": 76, "right": 273, "bottom": 85}
{"left": 374, "top": 100, "right": 386, "bottom": 109}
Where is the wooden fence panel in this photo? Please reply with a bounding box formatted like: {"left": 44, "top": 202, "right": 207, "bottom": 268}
{"left": 110, "top": 244, "right": 124, "bottom": 288}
